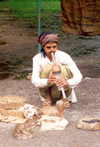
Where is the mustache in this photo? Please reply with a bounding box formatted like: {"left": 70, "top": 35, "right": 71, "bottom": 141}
{"left": 50, "top": 51, "right": 55, "bottom": 54}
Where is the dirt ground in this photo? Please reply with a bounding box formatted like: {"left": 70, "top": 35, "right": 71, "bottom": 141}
{"left": 0, "top": 23, "right": 100, "bottom": 79}
{"left": 0, "top": 16, "right": 100, "bottom": 147}
{"left": 0, "top": 78, "right": 100, "bottom": 147}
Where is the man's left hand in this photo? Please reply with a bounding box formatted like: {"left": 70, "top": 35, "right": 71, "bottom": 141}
{"left": 56, "top": 78, "right": 69, "bottom": 87}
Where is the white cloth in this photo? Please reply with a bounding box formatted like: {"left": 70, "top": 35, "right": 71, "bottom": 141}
{"left": 31, "top": 50, "right": 82, "bottom": 103}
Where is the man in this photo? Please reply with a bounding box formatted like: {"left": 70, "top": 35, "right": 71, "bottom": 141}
{"left": 31, "top": 31, "right": 82, "bottom": 108}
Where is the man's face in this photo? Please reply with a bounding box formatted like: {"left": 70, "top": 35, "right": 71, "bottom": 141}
{"left": 43, "top": 42, "right": 57, "bottom": 59}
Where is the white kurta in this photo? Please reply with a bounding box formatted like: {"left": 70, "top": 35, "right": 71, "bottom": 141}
{"left": 31, "top": 50, "right": 83, "bottom": 103}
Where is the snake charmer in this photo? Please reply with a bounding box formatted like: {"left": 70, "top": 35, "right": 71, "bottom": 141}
{"left": 31, "top": 31, "right": 82, "bottom": 108}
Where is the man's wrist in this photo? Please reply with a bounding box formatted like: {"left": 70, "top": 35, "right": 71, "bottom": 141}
{"left": 47, "top": 79, "right": 49, "bottom": 85}
{"left": 66, "top": 80, "right": 69, "bottom": 86}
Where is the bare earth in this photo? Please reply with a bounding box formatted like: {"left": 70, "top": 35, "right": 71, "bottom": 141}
{"left": 0, "top": 19, "right": 100, "bottom": 147}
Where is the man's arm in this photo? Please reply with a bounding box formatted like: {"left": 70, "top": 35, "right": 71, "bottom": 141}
{"left": 31, "top": 56, "right": 48, "bottom": 88}
{"left": 60, "top": 52, "right": 83, "bottom": 88}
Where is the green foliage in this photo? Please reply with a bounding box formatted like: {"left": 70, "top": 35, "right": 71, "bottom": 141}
{"left": 67, "top": 45, "right": 98, "bottom": 57}
{"left": 41, "top": 1, "right": 60, "bottom": 12}
{"left": 14, "top": 71, "right": 30, "bottom": 80}
{"left": 0, "top": 0, "right": 60, "bottom": 28}
{"left": 78, "top": 36, "right": 97, "bottom": 40}
{"left": 0, "top": 0, "right": 60, "bottom": 19}
{"left": 10, "top": 58, "right": 23, "bottom": 66}
{"left": 0, "top": 0, "right": 37, "bottom": 19}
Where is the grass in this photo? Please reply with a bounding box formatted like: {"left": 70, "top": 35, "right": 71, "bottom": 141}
{"left": 0, "top": 0, "right": 61, "bottom": 23}
{"left": 0, "top": 0, "right": 61, "bottom": 29}
{"left": 0, "top": 0, "right": 37, "bottom": 20}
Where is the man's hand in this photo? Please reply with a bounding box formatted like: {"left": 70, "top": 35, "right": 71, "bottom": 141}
{"left": 56, "top": 78, "right": 69, "bottom": 87}
{"left": 47, "top": 74, "right": 56, "bottom": 85}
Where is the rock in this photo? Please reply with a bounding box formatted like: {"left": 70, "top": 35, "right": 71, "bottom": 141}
{"left": 26, "top": 73, "right": 32, "bottom": 80}
{"left": 0, "top": 40, "right": 7, "bottom": 45}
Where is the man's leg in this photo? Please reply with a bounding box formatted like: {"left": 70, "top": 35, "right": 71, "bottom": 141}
{"left": 39, "top": 64, "right": 73, "bottom": 107}
{"left": 50, "top": 65, "right": 73, "bottom": 107}
{"left": 42, "top": 88, "right": 52, "bottom": 107}
{"left": 38, "top": 64, "right": 52, "bottom": 106}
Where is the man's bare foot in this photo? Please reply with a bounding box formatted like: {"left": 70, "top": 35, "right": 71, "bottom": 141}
{"left": 62, "top": 99, "right": 70, "bottom": 108}
{"left": 43, "top": 100, "right": 51, "bottom": 107}
{"left": 42, "top": 88, "right": 52, "bottom": 107}
{"left": 61, "top": 93, "right": 70, "bottom": 108}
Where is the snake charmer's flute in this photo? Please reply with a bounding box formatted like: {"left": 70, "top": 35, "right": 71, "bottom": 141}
{"left": 51, "top": 52, "right": 66, "bottom": 99}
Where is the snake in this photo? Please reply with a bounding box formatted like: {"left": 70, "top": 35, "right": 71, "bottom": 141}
{"left": 13, "top": 105, "right": 41, "bottom": 140}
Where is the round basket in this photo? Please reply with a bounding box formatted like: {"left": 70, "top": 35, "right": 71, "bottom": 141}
{"left": 40, "top": 106, "right": 59, "bottom": 116}
{"left": 0, "top": 103, "right": 25, "bottom": 118}
{"left": 41, "top": 116, "right": 68, "bottom": 130}
{"left": 77, "top": 117, "right": 100, "bottom": 131}
{"left": 0, "top": 95, "right": 27, "bottom": 105}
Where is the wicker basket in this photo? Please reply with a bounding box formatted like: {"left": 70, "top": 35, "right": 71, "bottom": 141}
{"left": 0, "top": 95, "right": 27, "bottom": 105}
{"left": 0, "top": 102, "right": 25, "bottom": 118}
{"left": 40, "top": 106, "right": 59, "bottom": 116}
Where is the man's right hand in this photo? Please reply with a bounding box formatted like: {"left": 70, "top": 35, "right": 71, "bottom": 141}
{"left": 47, "top": 74, "right": 56, "bottom": 85}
